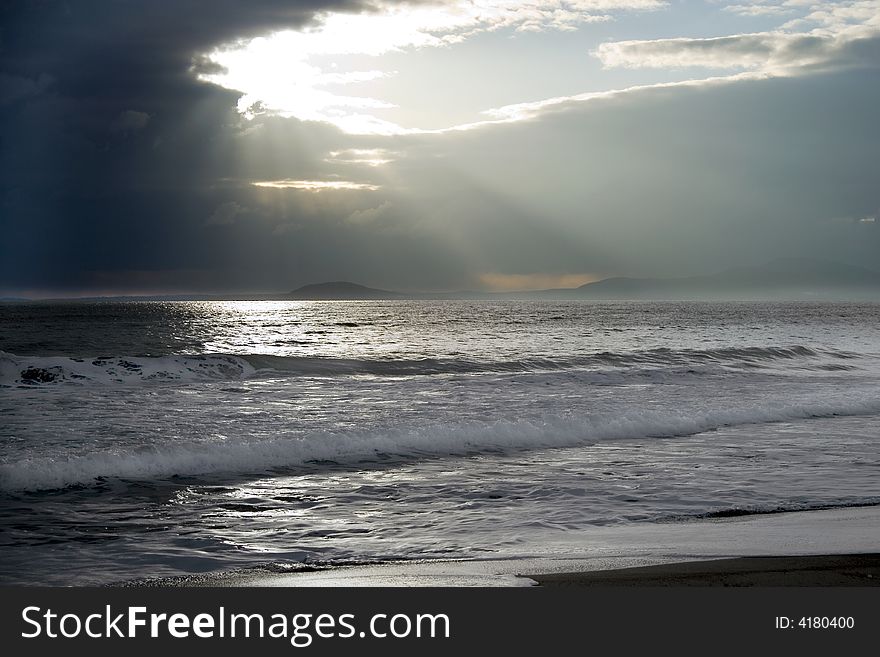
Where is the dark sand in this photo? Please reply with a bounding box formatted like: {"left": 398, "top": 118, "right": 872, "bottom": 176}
{"left": 130, "top": 507, "right": 880, "bottom": 587}
{"left": 134, "top": 554, "right": 880, "bottom": 587}
{"left": 531, "top": 554, "right": 880, "bottom": 587}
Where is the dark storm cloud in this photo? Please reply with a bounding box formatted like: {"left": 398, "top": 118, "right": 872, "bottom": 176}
{"left": 407, "top": 67, "right": 880, "bottom": 279}
{"left": 0, "top": 1, "right": 387, "bottom": 292}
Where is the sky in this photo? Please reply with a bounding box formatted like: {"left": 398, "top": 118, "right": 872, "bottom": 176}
{"left": 1, "top": 0, "right": 878, "bottom": 296}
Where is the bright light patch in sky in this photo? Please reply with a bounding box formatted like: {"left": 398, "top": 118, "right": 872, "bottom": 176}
{"left": 252, "top": 180, "right": 381, "bottom": 191}
{"left": 325, "top": 149, "right": 397, "bottom": 167}
{"left": 199, "top": 0, "right": 665, "bottom": 134}
{"left": 198, "top": 0, "right": 880, "bottom": 136}
{"left": 200, "top": 0, "right": 880, "bottom": 136}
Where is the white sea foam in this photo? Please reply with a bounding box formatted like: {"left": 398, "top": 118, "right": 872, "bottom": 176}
{"left": 0, "top": 344, "right": 860, "bottom": 387}
{"left": 0, "top": 351, "right": 255, "bottom": 386}
{"left": 3, "top": 395, "right": 879, "bottom": 491}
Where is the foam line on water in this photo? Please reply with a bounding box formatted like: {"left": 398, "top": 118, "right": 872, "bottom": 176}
{"left": 0, "top": 344, "right": 862, "bottom": 386}
{"left": 0, "top": 352, "right": 255, "bottom": 385}
{"left": 3, "top": 395, "right": 879, "bottom": 491}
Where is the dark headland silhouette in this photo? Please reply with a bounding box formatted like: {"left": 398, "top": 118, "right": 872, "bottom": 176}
{"left": 560, "top": 258, "right": 880, "bottom": 300}
{"left": 286, "top": 259, "right": 880, "bottom": 301}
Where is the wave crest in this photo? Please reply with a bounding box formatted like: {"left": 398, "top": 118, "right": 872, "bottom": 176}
{"left": 0, "top": 344, "right": 857, "bottom": 386}
{"left": 3, "top": 395, "right": 879, "bottom": 491}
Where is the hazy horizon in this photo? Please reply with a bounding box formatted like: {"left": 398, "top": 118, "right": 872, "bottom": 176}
{"left": 5, "top": 256, "right": 880, "bottom": 301}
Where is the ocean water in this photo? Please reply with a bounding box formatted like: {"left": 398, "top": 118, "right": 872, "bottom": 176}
{"left": 1, "top": 300, "right": 878, "bottom": 585}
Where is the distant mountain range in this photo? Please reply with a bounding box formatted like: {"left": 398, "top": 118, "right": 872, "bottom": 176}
{"left": 284, "top": 259, "right": 880, "bottom": 301}
{"left": 563, "top": 258, "right": 880, "bottom": 300}
{"left": 5, "top": 259, "right": 879, "bottom": 302}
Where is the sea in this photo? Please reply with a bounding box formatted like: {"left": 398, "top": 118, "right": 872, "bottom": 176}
{"left": 1, "top": 300, "right": 878, "bottom": 585}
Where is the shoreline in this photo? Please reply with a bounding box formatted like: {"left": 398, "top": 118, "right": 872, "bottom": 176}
{"left": 130, "top": 506, "right": 880, "bottom": 587}
{"left": 531, "top": 554, "right": 880, "bottom": 586}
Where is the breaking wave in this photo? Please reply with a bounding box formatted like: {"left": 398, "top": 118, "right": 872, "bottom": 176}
{"left": 3, "top": 395, "right": 879, "bottom": 491}
{"left": 0, "top": 345, "right": 860, "bottom": 386}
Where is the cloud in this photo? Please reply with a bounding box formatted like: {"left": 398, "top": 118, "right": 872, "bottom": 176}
{"left": 595, "top": 1, "right": 880, "bottom": 74}
{"left": 595, "top": 32, "right": 828, "bottom": 70}
{"left": 474, "top": 73, "right": 761, "bottom": 125}
{"left": 461, "top": 1, "right": 878, "bottom": 131}
{"left": 198, "top": 0, "right": 666, "bottom": 134}
{"left": 827, "top": 213, "right": 878, "bottom": 226}
{"left": 252, "top": 179, "right": 380, "bottom": 191}
{"left": 325, "top": 149, "right": 397, "bottom": 167}
{"left": 723, "top": 3, "right": 792, "bottom": 18}
{"left": 206, "top": 201, "right": 247, "bottom": 226}
{"left": 193, "top": 0, "right": 880, "bottom": 136}
{"left": 0, "top": 72, "right": 53, "bottom": 105}
{"left": 109, "top": 110, "right": 151, "bottom": 133}
{"left": 391, "top": 67, "right": 880, "bottom": 281}
{"left": 347, "top": 201, "right": 394, "bottom": 225}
